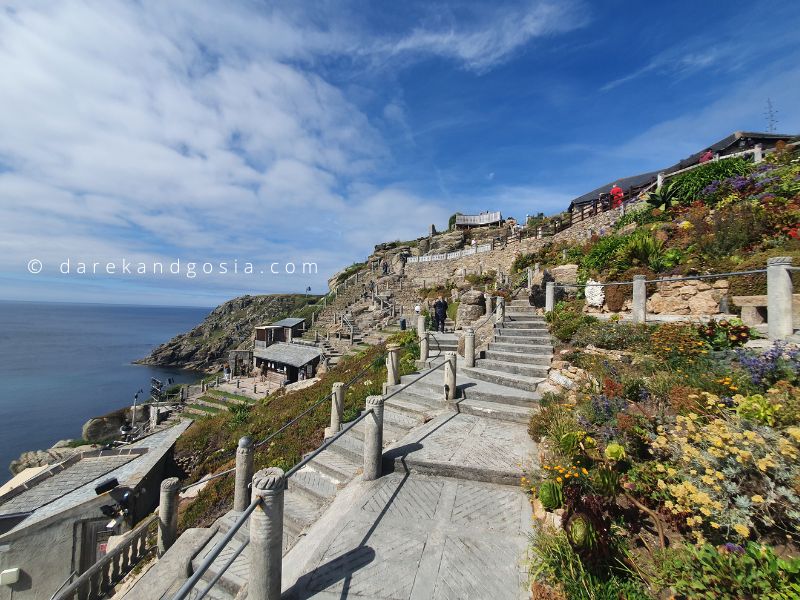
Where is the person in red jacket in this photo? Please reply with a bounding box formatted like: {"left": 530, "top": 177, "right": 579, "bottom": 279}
{"left": 610, "top": 183, "right": 624, "bottom": 208}
{"left": 699, "top": 148, "right": 714, "bottom": 163}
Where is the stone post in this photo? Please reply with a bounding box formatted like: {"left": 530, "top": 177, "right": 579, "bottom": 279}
{"left": 363, "top": 395, "right": 384, "bottom": 481}
{"left": 314, "top": 330, "right": 319, "bottom": 343}
{"left": 234, "top": 437, "right": 254, "bottom": 512}
{"left": 386, "top": 344, "right": 400, "bottom": 386}
{"left": 249, "top": 468, "right": 285, "bottom": 600}
{"left": 484, "top": 293, "right": 493, "bottom": 316}
{"left": 767, "top": 257, "right": 794, "bottom": 340}
{"left": 545, "top": 282, "right": 555, "bottom": 313}
{"left": 632, "top": 275, "right": 647, "bottom": 324}
{"left": 754, "top": 143, "right": 764, "bottom": 163}
{"left": 495, "top": 296, "right": 505, "bottom": 324}
{"left": 419, "top": 332, "right": 429, "bottom": 362}
{"left": 444, "top": 351, "right": 457, "bottom": 401}
{"left": 417, "top": 314, "right": 426, "bottom": 338}
{"left": 327, "top": 382, "right": 345, "bottom": 437}
{"left": 534, "top": 262, "right": 541, "bottom": 273}
{"left": 157, "top": 477, "right": 180, "bottom": 556}
{"left": 464, "top": 328, "right": 475, "bottom": 368}
{"left": 527, "top": 267, "right": 533, "bottom": 289}
{"left": 656, "top": 172, "right": 664, "bottom": 189}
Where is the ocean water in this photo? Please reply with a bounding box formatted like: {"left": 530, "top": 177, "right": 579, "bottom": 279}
{"left": 0, "top": 301, "right": 209, "bottom": 480}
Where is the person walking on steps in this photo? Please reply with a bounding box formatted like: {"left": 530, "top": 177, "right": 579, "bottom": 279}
{"left": 433, "top": 295, "right": 448, "bottom": 333}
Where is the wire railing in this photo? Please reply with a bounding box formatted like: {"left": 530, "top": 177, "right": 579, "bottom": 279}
{"left": 549, "top": 269, "right": 770, "bottom": 289}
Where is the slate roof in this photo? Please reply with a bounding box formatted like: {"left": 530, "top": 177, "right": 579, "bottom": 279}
{"left": 0, "top": 419, "right": 192, "bottom": 538}
{"left": 253, "top": 342, "right": 321, "bottom": 367}
{"left": 270, "top": 318, "right": 305, "bottom": 328}
{"left": 568, "top": 131, "right": 799, "bottom": 210}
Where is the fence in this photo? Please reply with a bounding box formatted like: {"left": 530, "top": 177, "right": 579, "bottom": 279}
{"left": 405, "top": 243, "right": 492, "bottom": 264}
{"left": 454, "top": 211, "right": 502, "bottom": 226}
{"left": 543, "top": 258, "right": 797, "bottom": 341}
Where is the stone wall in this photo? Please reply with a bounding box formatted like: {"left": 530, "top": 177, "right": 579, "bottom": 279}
{"left": 585, "top": 278, "right": 730, "bottom": 316}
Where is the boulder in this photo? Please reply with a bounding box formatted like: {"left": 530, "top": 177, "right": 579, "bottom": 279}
{"left": 456, "top": 303, "right": 485, "bottom": 328}
{"left": 549, "top": 264, "right": 579, "bottom": 285}
{"left": 459, "top": 290, "right": 486, "bottom": 306}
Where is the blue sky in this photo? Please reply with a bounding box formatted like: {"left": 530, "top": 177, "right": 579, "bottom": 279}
{"left": 0, "top": 0, "right": 798, "bottom": 306}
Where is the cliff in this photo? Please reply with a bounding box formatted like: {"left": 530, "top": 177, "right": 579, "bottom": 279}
{"left": 136, "top": 294, "right": 319, "bottom": 371}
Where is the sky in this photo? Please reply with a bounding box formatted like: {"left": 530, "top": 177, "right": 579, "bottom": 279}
{"left": 0, "top": 0, "right": 798, "bottom": 307}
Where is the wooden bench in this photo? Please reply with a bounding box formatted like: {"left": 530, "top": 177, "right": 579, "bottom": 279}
{"left": 732, "top": 294, "right": 800, "bottom": 327}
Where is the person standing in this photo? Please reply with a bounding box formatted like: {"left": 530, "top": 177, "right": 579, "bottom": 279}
{"left": 610, "top": 183, "right": 624, "bottom": 208}
{"left": 433, "top": 295, "right": 448, "bottom": 333}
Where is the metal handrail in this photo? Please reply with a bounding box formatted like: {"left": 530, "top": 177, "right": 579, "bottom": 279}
{"left": 49, "top": 571, "right": 77, "bottom": 600}
{"left": 175, "top": 407, "right": 376, "bottom": 600}
{"left": 194, "top": 539, "right": 249, "bottom": 600}
{"left": 551, "top": 269, "right": 768, "bottom": 289}
{"left": 172, "top": 498, "right": 262, "bottom": 600}
{"left": 383, "top": 360, "right": 447, "bottom": 403}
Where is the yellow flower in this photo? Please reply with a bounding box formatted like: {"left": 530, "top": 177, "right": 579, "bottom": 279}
{"left": 733, "top": 523, "right": 750, "bottom": 538}
{"left": 751, "top": 495, "right": 765, "bottom": 504}
{"left": 711, "top": 521, "right": 720, "bottom": 529}
{"left": 581, "top": 468, "right": 588, "bottom": 475}
{"left": 556, "top": 477, "right": 562, "bottom": 483}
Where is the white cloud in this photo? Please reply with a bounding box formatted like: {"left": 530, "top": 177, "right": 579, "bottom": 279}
{"left": 384, "top": 0, "right": 587, "bottom": 72}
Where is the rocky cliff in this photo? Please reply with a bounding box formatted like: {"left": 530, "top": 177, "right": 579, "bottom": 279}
{"left": 137, "top": 294, "right": 319, "bottom": 371}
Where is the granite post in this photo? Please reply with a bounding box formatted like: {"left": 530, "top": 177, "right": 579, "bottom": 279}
{"left": 386, "top": 344, "right": 400, "bottom": 386}
{"left": 249, "top": 468, "right": 285, "bottom": 600}
{"left": 234, "top": 437, "right": 254, "bottom": 512}
{"left": 445, "top": 351, "right": 457, "bottom": 401}
{"left": 632, "top": 275, "right": 647, "bottom": 324}
{"left": 327, "top": 382, "right": 345, "bottom": 437}
{"left": 545, "top": 282, "right": 555, "bottom": 313}
{"left": 464, "top": 328, "right": 475, "bottom": 368}
{"left": 363, "top": 395, "right": 384, "bottom": 481}
{"left": 767, "top": 257, "right": 794, "bottom": 340}
{"left": 157, "top": 477, "right": 180, "bottom": 556}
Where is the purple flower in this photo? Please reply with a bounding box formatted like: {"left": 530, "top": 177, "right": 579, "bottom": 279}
{"left": 735, "top": 342, "right": 800, "bottom": 388}
{"left": 721, "top": 543, "right": 745, "bottom": 555}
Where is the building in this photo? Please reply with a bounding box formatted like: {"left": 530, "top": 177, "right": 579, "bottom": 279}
{"left": 567, "top": 131, "right": 799, "bottom": 218}
{"left": 253, "top": 318, "right": 306, "bottom": 348}
{"left": 454, "top": 211, "right": 502, "bottom": 229}
{"left": 253, "top": 342, "right": 322, "bottom": 385}
{"left": 0, "top": 421, "right": 190, "bottom": 600}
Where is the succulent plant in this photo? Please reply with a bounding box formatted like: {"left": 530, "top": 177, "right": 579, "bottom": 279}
{"left": 604, "top": 442, "right": 626, "bottom": 461}
{"left": 566, "top": 514, "right": 598, "bottom": 551}
{"left": 538, "top": 480, "right": 564, "bottom": 510}
{"left": 592, "top": 466, "right": 620, "bottom": 498}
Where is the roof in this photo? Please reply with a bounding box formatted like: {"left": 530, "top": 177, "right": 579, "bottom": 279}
{"left": 568, "top": 131, "right": 799, "bottom": 210}
{"left": 270, "top": 318, "right": 305, "bottom": 328}
{"left": 253, "top": 342, "right": 321, "bottom": 367}
{"left": 0, "top": 420, "right": 192, "bottom": 538}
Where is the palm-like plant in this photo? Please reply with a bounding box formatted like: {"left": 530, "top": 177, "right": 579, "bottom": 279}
{"left": 645, "top": 181, "right": 679, "bottom": 210}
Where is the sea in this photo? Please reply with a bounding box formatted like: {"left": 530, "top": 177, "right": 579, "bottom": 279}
{"left": 0, "top": 300, "right": 210, "bottom": 482}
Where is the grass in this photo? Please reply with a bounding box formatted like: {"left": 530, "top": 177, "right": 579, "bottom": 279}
{"left": 206, "top": 389, "right": 257, "bottom": 404}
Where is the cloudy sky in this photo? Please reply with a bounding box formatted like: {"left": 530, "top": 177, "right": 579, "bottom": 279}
{"left": 0, "top": 0, "right": 798, "bottom": 306}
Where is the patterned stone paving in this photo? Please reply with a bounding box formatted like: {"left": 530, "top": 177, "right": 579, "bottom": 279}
{"left": 286, "top": 473, "right": 530, "bottom": 599}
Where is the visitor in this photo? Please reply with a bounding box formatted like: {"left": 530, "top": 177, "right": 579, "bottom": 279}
{"left": 414, "top": 303, "right": 421, "bottom": 315}
{"left": 223, "top": 364, "right": 231, "bottom": 382}
{"left": 433, "top": 295, "right": 448, "bottom": 333}
{"left": 471, "top": 238, "right": 477, "bottom": 248}
{"left": 381, "top": 260, "right": 389, "bottom": 275}
{"left": 699, "top": 148, "right": 714, "bottom": 163}
{"left": 610, "top": 183, "right": 624, "bottom": 208}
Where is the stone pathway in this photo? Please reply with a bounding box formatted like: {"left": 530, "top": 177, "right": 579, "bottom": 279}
{"left": 283, "top": 472, "right": 530, "bottom": 600}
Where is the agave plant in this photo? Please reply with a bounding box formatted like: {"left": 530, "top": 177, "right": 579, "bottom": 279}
{"left": 645, "top": 181, "right": 680, "bottom": 210}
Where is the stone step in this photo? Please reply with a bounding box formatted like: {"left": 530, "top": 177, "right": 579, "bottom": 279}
{"left": 504, "top": 314, "right": 545, "bottom": 322}
{"left": 328, "top": 433, "right": 364, "bottom": 463}
{"left": 455, "top": 399, "right": 533, "bottom": 424}
{"left": 460, "top": 381, "right": 538, "bottom": 407}
{"left": 496, "top": 327, "right": 552, "bottom": 338}
{"left": 495, "top": 334, "right": 552, "bottom": 345}
{"left": 287, "top": 466, "right": 340, "bottom": 504}
{"left": 384, "top": 395, "right": 437, "bottom": 419}
{"left": 192, "top": 531, "right": 247, "bottom": 597}
{"left": 283, "top": 489, "right": 326, "bottom": 540}
{"left": 501, "top": 321, "right": 549, "bottom": 330}
{"left": 349, "top": 411, "right": 413, "bottom": 444}
{"left": 484, "top": 350, "right": 552, "bottom": 365}
{"left": 307, "top": 448, "right": 360, "bottom": 482}
{"left": 490, "top": 341, "right": 553, "bottom": 354}
{"left": 386, "top": 384, "right": 447, "bottom": 411}
{"left": 475, "top": 358, "right": 550, "bottom": 378}
{"left": 461, "top": 367, "right": 544, "bottom": 392}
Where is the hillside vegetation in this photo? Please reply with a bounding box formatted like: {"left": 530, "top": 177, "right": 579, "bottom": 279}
{"left": 524, "top": 147, "right": 800, "bottom": 599}
{"left": 137, "top": 293, "right": 321, "bottom": 371}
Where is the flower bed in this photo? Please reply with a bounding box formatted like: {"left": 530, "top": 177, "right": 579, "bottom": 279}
{"left": 526, "top": 306, "right": 800, "bottom": 598}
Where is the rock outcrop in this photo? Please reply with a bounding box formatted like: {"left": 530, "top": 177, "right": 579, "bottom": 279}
{"left": 137, "top": 294, "right": 317, "bottom": 371}
{"left": 455, "top": 290, "right": 486, "bottom": 329}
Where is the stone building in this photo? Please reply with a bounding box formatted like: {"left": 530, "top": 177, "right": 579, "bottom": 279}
{"left": 0, "top": 422, "right": 190, "bottom": 600}
{"left": 253, "top": 342, "right": 322, "bottom": 385}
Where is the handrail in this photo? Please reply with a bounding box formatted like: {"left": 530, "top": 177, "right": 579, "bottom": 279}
{"left": 551, "top": 268, "right": 768, "bottom": 289}
{"left": 383, "top": 359, "right": 447, "bottom": 403}
{"left": 172, "top": 498, "right": 262, "bottom": 600}
{"left": 193, "top": 539, "right": 249, "bottom": 600}
{"left": 49, "top": 571, "right": 77, "bottom": 600}
{"left": 55, "top": 513, "right": 158, "bottom": 600}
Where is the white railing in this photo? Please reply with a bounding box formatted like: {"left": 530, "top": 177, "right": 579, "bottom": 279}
{"left": 455, "top": 211, "right": 502, "bottom": 226}
{"left": 406, "top": 243, "right": 493, "bottom": 264}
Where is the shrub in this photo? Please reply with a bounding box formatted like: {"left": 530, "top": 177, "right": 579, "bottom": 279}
{"left": 670, "top": 157, "right": 753, "bottom": 205}
{"left": 603, "top": 284, "right": 629, "bottom": 312}
{"left": 580, "top": 235, "right": 630, "bottom": 275}
{"left": 650, "top": 411, "right": 800, "bottom": 543}
{"left": 616, "top": 231, "right": 666, "bottom": 271}
{"left": 650, "top": 323, "right": 707, "bottom": 362}
{"left": 735, "top": 342, "right": 800, "bottom": 389}
{"left": 572, "top": 322, "right": 651, "bottom": 351}
{"left": 657, "top": 542, "right": 800, "bottom": 600}
{"left": 697, "top": 318, "right": 753, "bottom": 349}
{"left": 546, "top": 301, "right": 598, "bottom": 342}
